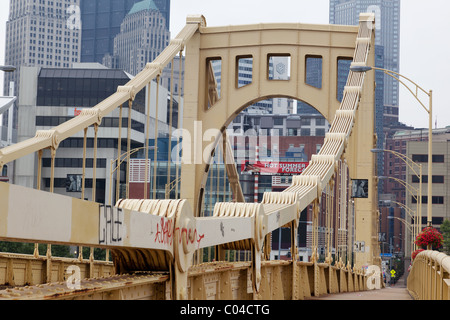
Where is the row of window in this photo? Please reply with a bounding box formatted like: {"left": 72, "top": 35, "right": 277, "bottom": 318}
{"left": 232, "top": 128, "right": 326, "bottom": 137}
{"left": 43, "top": 178, "right": 105, "bottom": 190}
{"left": 42, "top": 158, "right": 107, "bottom": 168}
{"left": 207, "top": 54, "right": 352, "bottom": 109}
{"left": 415, "top": 217, "right": 445, "bottom": 226}
{"left": 37, "top": 77, "right": 127, "bottom": 108}
{"left": 36, "top": 116, "right": 145, "bottom": 134}
{"left": 412, "top": 154, "right": 445, "bottom": 163}
{"left": 411, "top": 196, "right": 445, "bottom": 205}
{"left": 411, "top": 175, "right": 445, "bottom": 184}
{"left": 59, "top": 138, "right": 122, "bottom": 149}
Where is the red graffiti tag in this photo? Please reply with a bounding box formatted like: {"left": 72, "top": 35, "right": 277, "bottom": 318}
{"left": 175, "top": 227, "right": 205, "bottom": 249}
{"left": 154, "top": 217, "right": 173, "bottom": 246}
{"left": 154, "top": 218, "right": 205, "bottom": 249}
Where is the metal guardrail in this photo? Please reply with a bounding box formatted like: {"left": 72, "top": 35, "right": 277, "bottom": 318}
{"left": 407, "top": 250, "right": 450, "bottom": 300}
{"left": 0, "top": 259, "right": 367, "bottom": 300}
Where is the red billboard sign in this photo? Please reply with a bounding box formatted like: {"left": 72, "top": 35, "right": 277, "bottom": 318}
{"left": 241, "top": 161, "right": 308, "bottom": 176}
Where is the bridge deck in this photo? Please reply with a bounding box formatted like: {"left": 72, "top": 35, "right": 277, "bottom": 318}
{"left": 309, "top": 274, "right": 412, "bottom": 300}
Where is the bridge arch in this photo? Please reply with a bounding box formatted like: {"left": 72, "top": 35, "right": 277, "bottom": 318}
{"left": 220, "top": 95, "right": 326, "bottom": 130}
{"left": 180, "top": 22, "right": 358, "bottom": 214}
{"left": 196, "top": 95, "right": 327, "bottom": 213}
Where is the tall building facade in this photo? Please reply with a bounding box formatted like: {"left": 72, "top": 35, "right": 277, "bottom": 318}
{"left": 329, "top": 0, "right": 399, "bottom": 177}
{"left": 80, "top": 0, "right": 170, "bottom": 64}
{"left": 330, "top": 0, "right": 400, "bottom": 106}
{"left": 3, "top": 0, "right": 82, "bottom": 133}
{"left": 330, "top": 0, "right": 400, "bottom": 109}
{"left": 105, "top": 0, "right": 171, "bottom": 76}
{"left": 14, "top": 64, "right": 173, "bottom": 202}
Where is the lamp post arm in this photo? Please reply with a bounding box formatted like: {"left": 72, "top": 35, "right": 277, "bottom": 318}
{"left": 371, "top": 67, "right": 431, "bottom": 114}
{"left": 392, "top": 201, "right": 415, "bottom": 221}
{"left": 384, "top": 176, "right": 419, "bottom": 200}
{"left": 362, "top": 65, "right": 432, "bottom": 228}
{"left": 382, "top": 149, "right": 421, "bottom": 178}
{"left": 391, "top": 216, "right": 413, "bottom": 232}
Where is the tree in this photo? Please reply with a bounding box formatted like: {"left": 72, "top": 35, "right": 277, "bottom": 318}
{"left": 441, "top": 219, "right": 450, "bottom": 255}
{"left": 0, "top": 241, "right": 35, "bottom": 254}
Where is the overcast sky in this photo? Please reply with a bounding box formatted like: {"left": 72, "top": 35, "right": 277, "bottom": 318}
{"left": 1, "top": 0, "right": 448, "bottom": 129}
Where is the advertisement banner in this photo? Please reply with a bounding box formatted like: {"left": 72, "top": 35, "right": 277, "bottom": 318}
{"left": 241, "top": 161, "right": 308, "bottom": 176}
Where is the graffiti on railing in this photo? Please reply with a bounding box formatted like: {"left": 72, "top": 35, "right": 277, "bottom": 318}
{"left": 155, "top": 217, "right": 174, "bottom": 245}
{"left": 99, "top": 206, "right": 123, "bottom": 246}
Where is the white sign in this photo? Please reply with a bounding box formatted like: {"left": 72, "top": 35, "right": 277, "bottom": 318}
{"left": 354, "top": 241, "right": 365, "bottom": 252}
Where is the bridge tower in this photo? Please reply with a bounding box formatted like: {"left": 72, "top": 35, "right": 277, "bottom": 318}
{"left": 180, "top": 15, "right": 379, "bottom": 269}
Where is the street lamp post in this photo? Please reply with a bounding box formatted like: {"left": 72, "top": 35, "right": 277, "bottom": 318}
{"left": 390, "top": 201, "right": 417, "bottom": 249}
{"left": 388, "top": 216, "right": 414, "bottom": 257}
{"left": 0, "top": 66, "right": 15, "bottom": 72}
{"left": 378, "top": 175, "right": 420, "bottom": 255}
{"left": 351, "top": 65, "right": 433, "bottom": 227}
{"left": 371, "top": 148, "right": 422, "bottom": 244}
{"left": 382, "top": 200, "right": 417, "bottom": 250}
{"left": 378, "top": 176, "right": 420, "bottom": 205}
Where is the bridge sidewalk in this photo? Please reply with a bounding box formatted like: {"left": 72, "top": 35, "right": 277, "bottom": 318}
{"left": 308, "top": 273, "right": 413, "bottom": 300}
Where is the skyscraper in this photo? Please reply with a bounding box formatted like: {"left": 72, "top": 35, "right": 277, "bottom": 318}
{"left": 152, "top": 0, "right": 171, "bottom": 30}
{"left": 105, "top": 0, "right": 171, "bottom": 76}
{"left": 329, "top": 0, "right": 400, "bottom": 178}
{"left": 80, "top": 0, "right": 170, "bottom": 64}
{"left": 3, "top": 0, "right": 82, "bottom": 133}
{"left": 329, "top": 0, "right": 400, "bottom": 109}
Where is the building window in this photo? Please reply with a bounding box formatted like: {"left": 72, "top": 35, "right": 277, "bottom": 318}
{"left": 412, "top": 154, "right": 427, "bottom": 162}
{"left": 412, "top": 154, "right": 445, "bottom": 163}
{"left": 315, "top": 129, "right": 325, "bottom": 136}
{"left": 412, "top": 175, "right": 444, "bottom": 184}
{"left": 273, "top": 118, "right": 283, "bottom": 125}
{"left": 420, "top": 217, "right": 444, "bottom": 225}
{"left": 433, "top": 155, "right": 445, "bottom": 163}
{"left": 412, "top": 196, "right": 444, "bottom": 204}
{"left": 316, "top": 144, "right": 322, "bottom": 153}
{"left": 315, "top": 118, "right": 325, "bottom": 126}
{"left": 42, "top": 158, "right": 107, "bottom": 168}
{"left": 301, "top": 128, "right": 311, "bottom": 136}
{"left": 301, "top": 118, "right": 310, "bottom": 125}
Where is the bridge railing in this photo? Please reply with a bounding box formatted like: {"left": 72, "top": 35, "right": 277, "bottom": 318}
{"left": 407, "top": 250, "right": 450, "bottom": 300}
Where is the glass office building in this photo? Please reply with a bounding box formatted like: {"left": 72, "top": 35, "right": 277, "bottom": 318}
{"left": 15, "top": 65, "right": 173, "bottom": 203}
{"left": 80, "top": 0, "right": 171, "bottom": 64}
{"left": 107, "top": 0, "right": 171, "bottom": 76}
{"left": 329, "top": 0, "right": 400, "bottom": 110}
{"left": 329, "top": 0, "right": 395, "bottom": 177}
{"left": 36, "top": 68, "right": 147, "bottom": 114}
{"left": 3, "top": 0, "right": 82, "bottom": 134}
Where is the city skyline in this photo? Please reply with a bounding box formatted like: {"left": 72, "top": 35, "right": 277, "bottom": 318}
{"left": 0, "top": 0, "right": 448, "bottom": 129}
